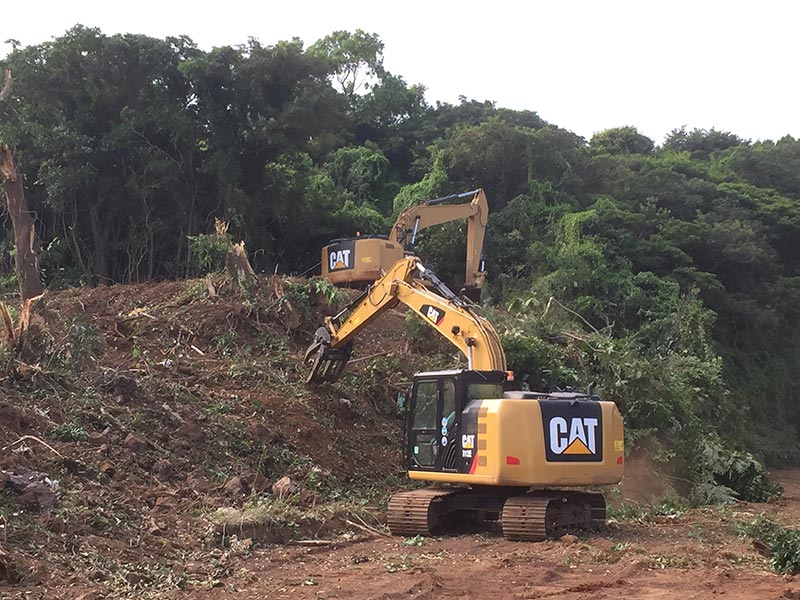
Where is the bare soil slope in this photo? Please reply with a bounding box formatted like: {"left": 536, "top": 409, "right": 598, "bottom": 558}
{"left": 0, "top": 277, "right": 796, "bottom": 599}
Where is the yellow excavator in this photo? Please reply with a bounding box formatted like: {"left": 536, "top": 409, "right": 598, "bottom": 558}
{"left": 304, "top": 255, "right": 625, "bottom": 540}
{"left": 321, "top": 189, "right": 488, "bottom": 301}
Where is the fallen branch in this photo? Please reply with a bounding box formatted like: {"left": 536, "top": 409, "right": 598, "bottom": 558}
{"left": 2, "top": 435, "right": 65, "bottom": 460}
{"left": 348, "top": 351, "right": 391, "bottom": 366}
{"left": 544, "top": 296, "right": 601, "bottom": 335}
{"left": 100, "top": 407, "right": 169, "bottom": 454}
{"left": 289, "top": 539, "right": 334, "bottom": 546}
{"left": 160, "top": 402, "right": 186, "bottom": 425}
{"left": 344, "top": 518, "right": 391, "bottom": 538}
{"left": 205, "top": 276, "right": 217, "bottom": 298}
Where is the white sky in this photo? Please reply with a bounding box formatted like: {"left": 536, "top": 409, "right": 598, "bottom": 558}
{"left": 6, "top": 0, "right": 799, "bottom": 144}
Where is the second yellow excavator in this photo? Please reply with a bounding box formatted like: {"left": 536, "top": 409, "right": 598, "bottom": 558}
{"left": 304, "top": 255, "right": 625, "bottom": 540}
{"left": 321, "top": 188, "right": 489, "bottom": 301}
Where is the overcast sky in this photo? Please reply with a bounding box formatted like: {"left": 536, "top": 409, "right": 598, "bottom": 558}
{"left": 7, "top": 0, "right": 799, "bottom": 144}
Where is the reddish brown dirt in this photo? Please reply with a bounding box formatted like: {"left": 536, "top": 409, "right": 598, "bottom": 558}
{"left": 175, "top": 469, "right": 800, "bottom": 600}
{"left": 0, "top": 278, "right": 798, "bottom": 599}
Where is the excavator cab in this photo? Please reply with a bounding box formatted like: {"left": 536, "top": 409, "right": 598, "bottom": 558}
{"left": 406, "top": 370, "right": 506, "bottom": 474}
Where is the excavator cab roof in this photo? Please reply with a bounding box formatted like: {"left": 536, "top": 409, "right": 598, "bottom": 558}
{"left": 413, "top": 369, "right": 508, "bottom": 382}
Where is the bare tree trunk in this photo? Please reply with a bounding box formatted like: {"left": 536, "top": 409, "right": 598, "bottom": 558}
{"left": 0, "top": 71, "right": 44, "bottom": 301}
{"left": 0, "top": 145, "right": 44, "bottom": 301}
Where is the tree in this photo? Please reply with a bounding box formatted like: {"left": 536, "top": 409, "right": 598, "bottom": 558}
{"left": 0, "top": 70, "right": 43, "bottom": 300}
{"left": 664, "top": 127, "right": 745, "bottom": 158}
{"left": 309, "top": 30, "right": 385, "bottom": 102}
{"left": 590, "top": 126, "right": 654, "bottom": 156}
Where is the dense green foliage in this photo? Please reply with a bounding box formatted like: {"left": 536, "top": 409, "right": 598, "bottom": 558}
{"left": 1, "top": 27, "right": 799, "bottom": 494}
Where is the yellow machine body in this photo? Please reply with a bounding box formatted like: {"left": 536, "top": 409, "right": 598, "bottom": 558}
{"left": 321, "top": 189, "right": 489, "bottom": 297}
{"left": 409, "top": 397, "right": 624, "bottom": 487}
{"left": 306, "top": 254, "right": 625, "bottom": 540}
{"left": 321, "top": 236, "right": 404, "bottom": 287}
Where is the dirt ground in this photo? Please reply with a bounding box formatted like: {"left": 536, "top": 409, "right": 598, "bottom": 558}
{"left": 170, "top": 469, "right": 800, "bottom": 600}
{"left": 0, "top": 278, "right": 798, "bottom": 600}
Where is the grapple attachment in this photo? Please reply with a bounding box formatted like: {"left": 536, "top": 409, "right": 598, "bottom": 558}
{"left": 304, "top": 327, "right": 353, "bottom": 384}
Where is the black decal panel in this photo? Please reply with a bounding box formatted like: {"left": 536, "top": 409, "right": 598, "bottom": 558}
{"left": 540, "top": 400, "right": 603, "bottom": 463}
{"left": 327, "top": 240, "right": 356, "bottom": 271}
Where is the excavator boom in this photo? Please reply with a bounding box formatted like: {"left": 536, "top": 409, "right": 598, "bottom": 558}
{"left": 390, "top": 189, "right": 489, "bottom": 297}
{"left": 305, "top": 256, "right": 505, "bottom": 384}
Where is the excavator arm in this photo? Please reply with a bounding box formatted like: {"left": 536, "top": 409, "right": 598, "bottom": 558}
{"left": 304, "top": 256, "right": 506, "bottom": 384}
{"left": 390, "top": 189, "right": 489, "bottom": 299}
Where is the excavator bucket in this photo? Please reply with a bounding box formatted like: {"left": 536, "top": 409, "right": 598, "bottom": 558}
{"left": 304, "top": 329, "right": 353, "bottom": 384}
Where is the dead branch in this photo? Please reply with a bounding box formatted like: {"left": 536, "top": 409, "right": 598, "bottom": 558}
{"left": 544, "top": 296, "right": 601, "bottom": 335}
{"left": 205, "top": 275, "right": 217, "bottom": 297}
{"left": 100, "top": 407, "right": 168, "bottom": 453}
{"left": 0, "top": 69, "right": 11, "bottom": 102}
{"left": 0, "top": 300, "right": 13, "bottom": 346}
{"left": 348, "top": 351, "right": 391, "bottom": 366}
{"left": 2, "top": 435, "right": 65, "bottom": 460}
{"left": 344, "top": 517, "right": 391, "bottom": 538}
{"left": 289, "top": 539, "right": 334, "bottom": 546}
{"left": 160, "top": 402, "right": 186, "bottom": 425}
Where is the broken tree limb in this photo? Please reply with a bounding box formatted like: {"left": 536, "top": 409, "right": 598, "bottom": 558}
{"left": 0, "top": 69, "right": 11, "bottom": 102}
{"left": 0, "top": 72, "right": 44, "bottom": 302}
{"left": 347, "top": 351, "right": 391, "bottom": 366}
{"left": 3, "top": 435, "right": 65, "bottom": 460}
{"left": 344, "top": 518, "right": 391, "bottom": 538}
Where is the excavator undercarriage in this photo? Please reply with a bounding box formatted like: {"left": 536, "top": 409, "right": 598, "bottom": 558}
{"left": 387, "top": 487, "right": 606, "bottom": 541}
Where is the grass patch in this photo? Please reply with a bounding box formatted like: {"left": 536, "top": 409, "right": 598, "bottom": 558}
{"left": 48, "top": 421, "right": 88, "bottom": 442}
{"left": 607, "top": 500, "right": 686, "bottom": 523}
{"left": 740, "top": 514, "right": 800, "bottom": 574}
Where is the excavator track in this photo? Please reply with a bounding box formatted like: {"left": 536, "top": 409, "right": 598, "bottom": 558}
{"left": 387, "top": 487, "right": 465, "bottom": 536}
{"left": 501, "top": 492, "right": 606, "bottom": 541}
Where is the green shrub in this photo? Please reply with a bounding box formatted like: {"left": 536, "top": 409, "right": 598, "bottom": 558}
{"left": 48, "top": 421, "right": 88, "bottom": 442}
{"left": 188, "top": 229, "right": 230, "bottom": 275}
{"left": 691, "top": 439, "right": 782, "bottom": 504}
{"left": 742, "top": 515, "right": 800, "bottom": 574}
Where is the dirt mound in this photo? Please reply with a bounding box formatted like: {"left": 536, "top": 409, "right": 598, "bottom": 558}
{"left": 0, "top": 275, "right": 415, "bottom": 596}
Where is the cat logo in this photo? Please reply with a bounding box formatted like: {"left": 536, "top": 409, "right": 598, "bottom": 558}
{"left": 420, "top": 304, "right": 446, "bottom": 326}
{"left": 461, "top": 434, "right": 475, "bottom": 450}
{"left": 540, "top": 400, "right": 603, "bottom": 462}
{"left": 328, "top": 248, "right": 352, "bottom": 271}
{"left": 549, "top": 417, "right": 598, "bottom": 455}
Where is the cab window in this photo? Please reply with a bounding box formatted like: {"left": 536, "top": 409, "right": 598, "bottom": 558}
{"left": 412, "top": 381, "right": 438, "bottom": 429}
{"left": 467, "top": 382, "right": 503, "bottom": 401}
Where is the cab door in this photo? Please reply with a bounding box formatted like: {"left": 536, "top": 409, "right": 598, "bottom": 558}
{"left": 407, "top": 377, "right": 457, "bottom": 472}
